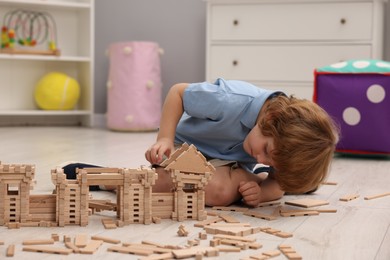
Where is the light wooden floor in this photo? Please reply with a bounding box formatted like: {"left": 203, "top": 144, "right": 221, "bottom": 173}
{"left": 0, "top": 127, "right": 389, "bottom": 260}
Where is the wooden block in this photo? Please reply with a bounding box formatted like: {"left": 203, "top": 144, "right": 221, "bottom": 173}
{"left": 102, "top": 218, "right": 117, "bottom": 229}
{"left": 339, "top": 194, "right": 360, "bottom": 201}
{"left": 316, "top": 208, "right": 337, "bottom": 213}
{"left": 285, "top": 198, "right": 329, "bottom": 208}
{"left": 322, "top": 181, "right": 338, "bottom": 185}
{"left": 22, "top": 239, "right": 55, "bottom": 245}
{"left": 364, "top": 192, "right": 390, "bottom": 200}
{"left": 79, "top": 240, "right": 103, "bottom": 254}
{"left": 217, "top": 246, "right": 241, "bottom": 252}
{"left": 219, "top": 214, "right": 240, "bottom": 223}
{"left": 91, "top": 235, "right": 120, "bottom": 244}
{"left": 286, "top": 252, "right": 303, "bottom": 260}
{"left": 275, "top": 231, "right": 293, "bottom": 238}
{"left": 257, "top": 199, "right": 282, "bottom": 207}
{"left": 107, "top": 245, "right": 153, "bottom": 256}
{"left": 51, "top": 234, "right": 60, "bottom": 242}
{"left": 138, "top": 252, "right": 173, "bottom": 260}
{"left": 6, "top": 245, "right": 15, "bottom": 257}
{"left": 280, "top": 209, "right": 319, "bottom": 217}
{"left": 244, "top": 211, "right": 277, "bottom": 221}
{"left": 64, "top": 241, "right": 81, "bottom": 253}
{"left": 74, "top": 234, "right": 88, "bottom": 248}
{"left": 23, "top": 245, "right": 73, "bottom": 255}
{"left": 247, "top": 253, "right": 268, "bottom": 260}
{"left": 212, "top": 206, "right": 249, "bottom": 212}
{"left": 262, "top": 250, "right": 281, "bottom": 257}
{"left": 194, "top": 216, "right": 223, "bottom": 228}
{"left": 213, "top": 234, "right": 256, "bottom": 243}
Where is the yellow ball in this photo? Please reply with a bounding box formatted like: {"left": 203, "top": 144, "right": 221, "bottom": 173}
{"left": 35, "top": 72, "right": 80, "bottom": 110}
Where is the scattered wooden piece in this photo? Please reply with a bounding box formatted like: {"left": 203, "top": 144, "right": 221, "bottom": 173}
{"left": 244, "top": 210, "right": 277, "bottom": 221}
{"left": 262, "top": 249, "right": 281, "bottom": 257}
{"left": 322, "top": 181, "right": 338, "bottom": 185}
{"left": 279, "top": 244, "right": 302, "bottom": 260}
{"left": 6, "top": 245, "right": 15, "bottom": 257}
{"left": 64, "top": 241, "right": 81, "bottom": 253}
{"left": 364, "top": 192, "right": 390, "bottom": 200}
{"left": 339, "top": 194, "right": 360, "bottom": 202}
{"left": 280, "top": 209, "right": 319, "bottom": 217}
{"left": 316, "top": 208, "right": 337, "bottom": 213}
{"left": 91, "top": 235, "right": 120, "bottom": 244}
{"left": 274, "top": 231, "right": 293, "bottom": 238}
{"left": 139, "top": 252, "right": 174, "bottom": 260}
{"left": 212, "top": 206, "right": 249, "bottom": 212}
{"left": 220, "top": 214, "right": 240, "bottom": 223}
{"left": 285, "top": 198, "right": 329, "bottom": 208}
{"left": 101, "top": 219, "right": 117, "bottom": 229}
{"left": 22, "top": 245, "right": 73, "bottom": 255}
{"left": 107, "top": 245, "right": 153, "bottom": 256}
{"left": 22, "top": 239, "right": 55, "bottom": 245}
{"left": 257, "top": 199, "right": 282, "bottom": 207}
{"left": 79, "top": 240, "right": 103, "bottom": 254}
{"left": 74, "top": 234, "right": 88, "bottom": 248}
{"left": 194, "top": 216, "right": 223, "bottom": 228}
{"left": 177, "top": 224, "right": 189, "bottom": 237}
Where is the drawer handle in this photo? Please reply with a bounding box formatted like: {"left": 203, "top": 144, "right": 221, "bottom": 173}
{"left": 232, "top": 60, "right": 238, "bottom": 66}
{"left": 233, "top": 19, "right": 239, "bottom": 26}
{"left": 340, "top": 18, "right": 346, "bottom": 25}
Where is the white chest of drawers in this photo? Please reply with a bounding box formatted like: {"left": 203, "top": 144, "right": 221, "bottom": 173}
{"left": 206, "top": 0, "right": 386, "bottom": 99}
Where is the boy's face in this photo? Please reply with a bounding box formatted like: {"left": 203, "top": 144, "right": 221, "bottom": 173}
{"left": 243, "top": 125, "right": 274, "bottom": 166}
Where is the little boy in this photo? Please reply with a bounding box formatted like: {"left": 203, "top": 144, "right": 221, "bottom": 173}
{"left": 145, "top": 78, "right": 339, "bottom": 207}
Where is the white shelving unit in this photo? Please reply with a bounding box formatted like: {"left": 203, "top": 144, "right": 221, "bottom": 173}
{"left": 206, "top": 0, "right": 386, "bottom": 100}
{"left": 0, "top": 0, "right": 94, "bottom": 126}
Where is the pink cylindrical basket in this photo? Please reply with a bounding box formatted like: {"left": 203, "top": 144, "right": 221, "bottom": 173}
{"left": 107, "top": 41, "right": 162, "bottom": 131}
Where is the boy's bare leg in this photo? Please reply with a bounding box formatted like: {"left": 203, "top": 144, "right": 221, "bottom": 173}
{"left": 151, "top": 165, "right": 270, "bottom": 206}
{"left": 152, "top": 167, "right": 174, "bottom": 192}
{"left": 204, "top": 166, "right": 264, "bottom": 206}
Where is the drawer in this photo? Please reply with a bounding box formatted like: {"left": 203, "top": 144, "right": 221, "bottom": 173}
{"left": 208, "top": 44, "right": 372, "bottom": 82}
{"left": 210, "top": 2, "right": 373, "bottom": 41}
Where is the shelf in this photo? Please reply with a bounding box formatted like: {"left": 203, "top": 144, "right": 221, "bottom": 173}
{"left": 0, "top": 110, "right": 91, "bottom": 116}
{"left": 0, "top": 0, "right": 91, "bottom": 10}
{"left": 0, "top": 53, "right": 91, "bottom": 62}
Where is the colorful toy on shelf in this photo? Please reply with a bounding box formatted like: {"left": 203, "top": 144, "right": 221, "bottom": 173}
{"left": 1, "top": 9, "right": 60, "bottom": 55}
{"left": 34, "top": 72, "right": 80, "bottom": 110}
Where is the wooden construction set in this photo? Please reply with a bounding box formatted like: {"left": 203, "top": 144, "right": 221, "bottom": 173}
{"left": 0, "top": 143, "right": 215, "bottom": 228}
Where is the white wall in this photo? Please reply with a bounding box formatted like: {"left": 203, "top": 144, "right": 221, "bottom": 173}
{"left": 95, "top": 0, "right": 390, "bottom": 116}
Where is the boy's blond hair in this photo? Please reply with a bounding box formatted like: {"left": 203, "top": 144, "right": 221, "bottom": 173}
{"left": 260, "top": 95, "right": 339, "bottom": 193}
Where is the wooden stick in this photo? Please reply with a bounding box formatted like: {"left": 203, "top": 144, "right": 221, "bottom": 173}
{"left": 364, "top": 192, "right": 390, "bottom": 200}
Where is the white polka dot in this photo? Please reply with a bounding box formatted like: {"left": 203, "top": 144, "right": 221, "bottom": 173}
{"left": 367, "top": 84, "right": 386, "bottom": 103}
{"left": 376, "top": 61, "right": 390, "bottom": 68}
{"left": 331, "top": 61, "right": 347, "bottom": 68}
{"left": 353, "top": 61, "right": 370, "bottom": 69}
{"left": 343, "top": 107, "right": 361, "bottom": 126}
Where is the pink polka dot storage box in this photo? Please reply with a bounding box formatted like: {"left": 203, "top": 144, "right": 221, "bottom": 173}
{"left": 314, "top": 59, "right": 390, "bottom": 154}
{"left": 106, "top": 41, "right": 162, "bottom": 131}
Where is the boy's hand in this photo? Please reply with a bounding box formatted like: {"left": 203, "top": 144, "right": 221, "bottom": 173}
{"left": 145, "top": 138, "right": 175, "bottom": 165}
{"left": 238, "top": 181, "right": 262, "bottom": 207}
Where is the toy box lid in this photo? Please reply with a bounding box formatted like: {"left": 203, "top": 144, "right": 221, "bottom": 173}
{"left": 316, "top": 59, "right": 390, "bottom": 74}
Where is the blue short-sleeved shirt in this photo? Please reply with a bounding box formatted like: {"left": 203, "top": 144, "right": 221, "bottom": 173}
{"left": 174, "top": 78, "right": 284, "bottom": 171}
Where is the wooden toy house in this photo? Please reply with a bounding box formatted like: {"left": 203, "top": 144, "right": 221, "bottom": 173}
{"left": 0, "top": 143, "right": 215, "bottom": 227}
{"left": 0, "top": 163, "right": 35, "bottom": 225}
{"left": 160, "top": 143, "right": 215, "bottom": 221}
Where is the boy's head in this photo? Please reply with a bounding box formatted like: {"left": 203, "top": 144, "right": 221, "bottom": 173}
{"left": 259, "top": 95, "right": 339, "bottom": 193}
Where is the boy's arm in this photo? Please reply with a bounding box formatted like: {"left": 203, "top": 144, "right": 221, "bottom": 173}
{"left": 258, "top": 172, "right": 284, "bottom": 203}
{"left": 145, "top": 83, "right": 189, "bottom": 164}
{"left": 239, "top": 172, "right": 284, "bottom": 206}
